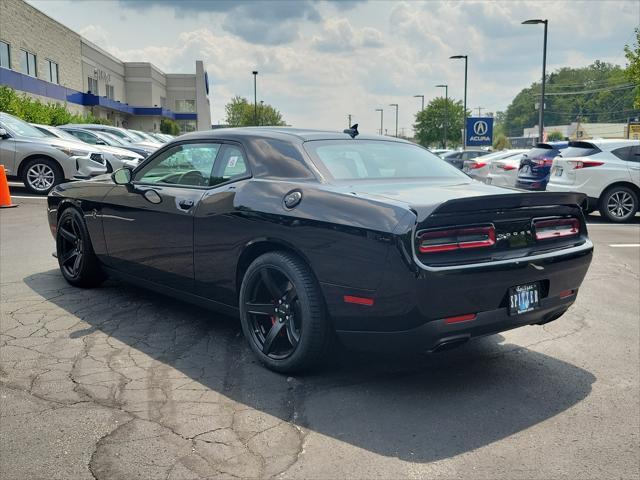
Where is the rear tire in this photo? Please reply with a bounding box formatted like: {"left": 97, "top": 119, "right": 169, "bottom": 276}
{"left": 599, "top": 186, "right": 638, "bottom": 223}
{"left": 21, "top": 157, "right": 64, "bottom": 195}
{"left": 56, "top": 208, "right": 106, "bottom": 288}
{"left": 239, "top": 251, "right": 331, "bottom": 373}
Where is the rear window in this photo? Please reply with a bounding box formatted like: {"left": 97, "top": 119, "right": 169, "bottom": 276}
{"left": 525, "top": 146, "right": 560, "bottom": 159}
{"left": 304, "top": 140, "right": 467, "bottom": 181}
{"left": 559, "top": 142, "right": 601, "bottom": 158}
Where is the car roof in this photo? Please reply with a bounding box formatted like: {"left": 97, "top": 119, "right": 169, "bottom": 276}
{"left": 178, "top": 127, "right": 411, "bottom": 144}
{"left": 569, "top": 138, "right": 639, "bottom": 148}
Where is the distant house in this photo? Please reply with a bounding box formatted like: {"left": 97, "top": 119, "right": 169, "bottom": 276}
{"left": 520, "top": 122, "right": 628, "bottom": 142}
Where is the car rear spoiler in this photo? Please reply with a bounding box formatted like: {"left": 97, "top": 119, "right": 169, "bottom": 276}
{"left": 430, "top": 191, "right": 587, "bottom": 217}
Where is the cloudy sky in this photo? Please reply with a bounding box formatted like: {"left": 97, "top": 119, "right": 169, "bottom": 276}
{"left": 28, "top": 0, "right": 640, "bottom": 134}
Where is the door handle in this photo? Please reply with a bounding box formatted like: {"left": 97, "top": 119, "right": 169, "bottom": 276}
{"left": 178, "top": 199, "right": 194, "bottom": 210}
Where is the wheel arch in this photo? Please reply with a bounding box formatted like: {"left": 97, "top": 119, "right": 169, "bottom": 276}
{"left": 599, "top": 181, "right": 640, "bottom": 201}
{"left": 235, "top": 238, "right": 317, "bottom": 300}
{"left": 17, "top": 154, "right": 65, "bottom": 179}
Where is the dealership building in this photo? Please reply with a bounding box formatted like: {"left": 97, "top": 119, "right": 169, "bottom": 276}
{"left": 0, "top": 0, "right": 211, "bottom": 132}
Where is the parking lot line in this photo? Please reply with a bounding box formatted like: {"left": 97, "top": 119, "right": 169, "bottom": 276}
{"left": 608, "top": 244, "right": 640, "bottom": 247}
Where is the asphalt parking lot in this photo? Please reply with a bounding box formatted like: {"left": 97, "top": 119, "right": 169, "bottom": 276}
{"left": 1, "top": 188, "right": 639, "bottom": 480}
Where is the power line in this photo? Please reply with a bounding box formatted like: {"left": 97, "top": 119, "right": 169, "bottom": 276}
{"left": 526, "top": 83, "right": 637, "bottom": 97}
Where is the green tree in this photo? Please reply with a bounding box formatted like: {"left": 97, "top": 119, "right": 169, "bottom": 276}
{"left": 493, "top": 133, "right": 511, "bottom": 150}
{"left": 624, "top": 27, "right": 640, "bottom": 109}
{"left": 503, "top": 62, "right": 637, "bottom": 138}
{"left": 414, "top": 97, "right": 465, "bottom": 148}
{"left": 224, "top": 95, "right": 286, "bottom": 127}
{"left": 160, "top": 118, "right": 180, "bottom": 135}
{"left": 547, "top": 131, "right": 564, "bottom": 141}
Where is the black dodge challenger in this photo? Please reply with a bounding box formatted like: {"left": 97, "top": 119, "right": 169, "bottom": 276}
{"left": 47, "top": 128, "right": 593, "bottom": 372}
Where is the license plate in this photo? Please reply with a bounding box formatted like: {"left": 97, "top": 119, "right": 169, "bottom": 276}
{"left": 554, "top": 167, "right": 563, "bottom": 176}
{"left": 509, "top": 282, "right": 540, "bottom": 315}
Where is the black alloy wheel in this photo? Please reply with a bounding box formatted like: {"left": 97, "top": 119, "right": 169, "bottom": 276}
{"left": 245, "top": 266, "right": 302, "bottom": 359}
{"left": 239, "top": 252, "right": 330, "bottom": 373}
{"left": 56, "top": 208, "right": 105, "bottom": 287}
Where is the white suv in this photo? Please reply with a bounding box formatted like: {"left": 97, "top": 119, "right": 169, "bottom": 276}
{"left": 547, "top": 139, "right": 640, "bottom": 222}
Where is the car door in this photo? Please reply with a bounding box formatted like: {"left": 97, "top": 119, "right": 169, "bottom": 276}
{"left": 100, "top": 141, "right": 221, "bottom": 291}
{"left": 193, "top": 143, "right": 252, "bottom": 304}
{"left": 0, "top": 125, "right": 16, "bottom": 175}
{"left": 624, "top": 145, "right": 640, "bottom": 186}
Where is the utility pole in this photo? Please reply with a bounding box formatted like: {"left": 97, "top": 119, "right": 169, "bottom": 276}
{"left": 389, "top": 104, "right": 398, "bottom": 137}
{"left": 450, "top": 55, "right": 468, "bottom": 149}
{"left": 476, "top": 107, "right": 483, "bottom": 117}
{"left": 347, "top": 114, "right": 352, "bottom": 127}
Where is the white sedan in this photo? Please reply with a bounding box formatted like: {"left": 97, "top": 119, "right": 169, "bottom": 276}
{"left": 547, "top": 139, "right": 639, "bottom": 222}
{"left": 463, "top": 149, "right": 527, "bottom": 183}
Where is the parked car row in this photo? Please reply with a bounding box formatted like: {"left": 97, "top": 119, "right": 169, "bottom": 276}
{"left": 0, "top": 111, "right": 175, "bottom": 194}
{"left": 456, "top": 139, "right": 640, "bottom": 223}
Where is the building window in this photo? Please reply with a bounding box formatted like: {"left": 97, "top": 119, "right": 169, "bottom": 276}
{"left": 175, "top": 99, "right": 196, "bottom": 113}
{"left": 106, "top": 84, "right": 114, "bottom": 100}
{"left": 87, "top": 77, "right": 98, "bottom": 94}
{"left": 0, "top": 41, "right": 10, "bottom": 69}
{"left": 46, "top": 60, "right": 59, "bottom": 84}
{"left": 20, "top": 50, "right": 37, "bottom": 77}
{"left": 160, "top": 97, "right": 166, "bottom": 108}
{"left": 177, "top": 119, "right": 197, "bottom": 133}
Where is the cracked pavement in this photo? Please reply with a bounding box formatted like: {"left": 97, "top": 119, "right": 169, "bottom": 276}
{"left": 1, "top": 198, "right": 639, "bottom": 479}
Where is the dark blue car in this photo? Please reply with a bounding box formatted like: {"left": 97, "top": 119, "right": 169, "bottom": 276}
{"left": 515, "top": 142, "right": 569, "bottom": 191}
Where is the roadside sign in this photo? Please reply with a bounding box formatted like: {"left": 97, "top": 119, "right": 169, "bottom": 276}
{"left": 466, "top": 117, "right": 493, "bottom": 146}
{"left": 629, "top": 122, "right": 640, "bottom": 140}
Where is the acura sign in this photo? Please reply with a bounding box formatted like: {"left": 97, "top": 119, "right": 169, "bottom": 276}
{"left": 466, "top": 117, "right": 493, "bottom": 146}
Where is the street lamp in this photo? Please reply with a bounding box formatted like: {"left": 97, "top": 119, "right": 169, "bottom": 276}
{"left": 252, "top": 70, "right": 258, "bottom": 126}
{"left": 413, "top": 94, "right": 424, "bottom": 112}
{"left": 375, "top": 108, "right": 383, "bottom": 135}
{"left": 522, "top": 19, "right": 548, "bottom": 142}
{"left": 450, "top": 55, "right": 468, "bottom": 149}
{"left": 347, "top": 114, "right": 352, "bottom": 128}
{"left": 389, "top": 103, "right": 398, "bottom": 137}
{"left": 259, "top": 100, "right": 264, "bottom": 126}
{"left": 435, "top": 84, "right": 448, "bottom": 148}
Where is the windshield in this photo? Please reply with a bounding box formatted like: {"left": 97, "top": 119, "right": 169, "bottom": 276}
{"left": 48, "top": 127, "right": 80, "bottom": 141}
{"left": 0, "top": 114, "right": 47, "bottom": 138}
{"left": 525, "top": 146, "right": 561, "bottom": 160}
{"left": 96, "top": 131, "right": 125, "bottom": 146}
{"left": 304, "top": 140, "right": 467, "bottom": 181}
{"left": 559, "top": 143, "right": 600, "bottom": 158}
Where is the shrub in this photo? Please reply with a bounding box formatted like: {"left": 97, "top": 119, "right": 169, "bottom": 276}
{"left": 0, "top": 85, "right": 112, "bottom": 126}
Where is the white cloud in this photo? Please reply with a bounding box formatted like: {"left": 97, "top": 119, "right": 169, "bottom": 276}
{"left": 311, "top": 18, "right": 383, "bottom": 52}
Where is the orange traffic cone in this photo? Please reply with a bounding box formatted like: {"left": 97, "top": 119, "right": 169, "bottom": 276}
{"left": 0, "top": 165, "right": 18, "bottom": 208}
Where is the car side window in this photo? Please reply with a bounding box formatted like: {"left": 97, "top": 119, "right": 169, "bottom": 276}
{"left": 210, "top": 145, "right": 249, "bottom": 186}
{"left": 614, "top": 146, "right": 640, "bottom": 163}
{"left": 136, "top": 143, "right": 221, "bottom": 187}
{"left": 74, "top": 131, "right": 96, "bottom": 144}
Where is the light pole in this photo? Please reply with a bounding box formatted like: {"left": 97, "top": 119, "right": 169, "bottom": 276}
{"left": 259, "top": 100, "right": 264, "bottom": 126}
{"left": 435, "top": 84, "right": 448, "bottom": 148}
{"left": 252, "top": 70, "right": 258, "bottom": 126}
{"left": 413, "top": 94, "right": 424, "bottom": 112}
{"left": 389, "top": 103, "right": 398, "bottom": 137}
{"left": 347, "top": 114, "right": 352, "bottom": 128}
{"left": 523, "top": 19, "right": 548, "bottom": 142}
{"left": 375, "top": 108, "right": 383, "bottom": 135}
{"left": 450, "top": 55, "right": 468, "bottom": 149}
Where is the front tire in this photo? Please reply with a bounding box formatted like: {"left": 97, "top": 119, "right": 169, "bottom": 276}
{"left": 599, "top": 186, "right": 638, "bottom": 223}
{"left": 239, "top": 252, "right": 331, "bottom": 373}
{"left": 56, "top": 208, "right": 105, "bottom": 288}
{"left": 22, "top": 157, "right": 63, "bottom": 195}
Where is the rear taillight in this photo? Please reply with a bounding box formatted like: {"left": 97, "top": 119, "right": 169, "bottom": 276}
{"left": 533, "top": 218, "right": 580, "bottom": 241}
{"left": 568, "top": 159, "right": 604, "bottom": 169}
{"left": 470, "top": 162, "right": 487, "bottom": 170}
{"left": 532, "top": 158, "right": 554, "bottom": 167}
{"left": 418, "top": 225, "right": 496, "bottom": 253}
{"left": 497, "top": 164, "right": 517, "bottom": 171}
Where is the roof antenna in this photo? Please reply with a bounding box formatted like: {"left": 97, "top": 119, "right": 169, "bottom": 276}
{"left": 343, "top": 124, "right": 359, "bottom": 138}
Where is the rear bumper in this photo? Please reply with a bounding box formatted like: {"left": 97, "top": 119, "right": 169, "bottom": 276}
{"left": 320, "top": 239, "right": 593, "bottom": 337}
{"left": 515, "top": 177, "right": 548, "bottom": 190}
{"left": 336, "top": 294, "right": 573, "bottom": 353}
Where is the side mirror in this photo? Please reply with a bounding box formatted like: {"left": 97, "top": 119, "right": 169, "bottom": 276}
{"left": 0, "top": 127, "right": 9, "bottom": 139}
{"left": 112, "top": 167, "right": 132, "bottom": 185}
